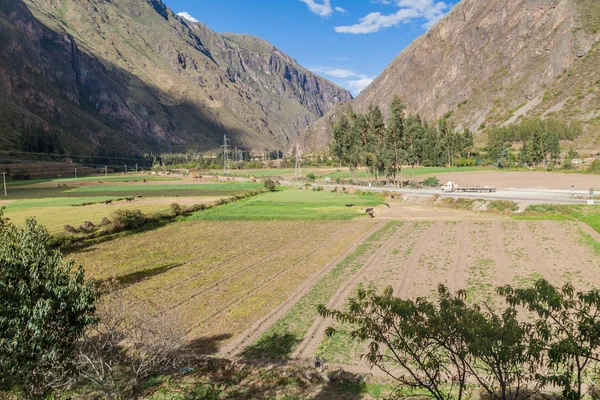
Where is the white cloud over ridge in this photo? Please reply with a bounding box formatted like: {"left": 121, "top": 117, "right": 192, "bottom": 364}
{"left": 335, "top": 0, "right": 449, "bottom": 34}
{"left": 310, "top": 67, "right": 374, "bottom": 95}
{"left": 177, "top": 12, "right": 199, "bottom": 23}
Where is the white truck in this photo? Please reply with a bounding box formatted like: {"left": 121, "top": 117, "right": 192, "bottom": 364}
{"left": 440, "top": 181, "right": 496, "bottom": 193}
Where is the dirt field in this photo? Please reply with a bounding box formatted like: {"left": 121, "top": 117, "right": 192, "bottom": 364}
{"left": 73, "top": 219, "right": 378, "bottom": 354}
{"left": 433, "top": 170, "right": 600, "bottom": 190}
{"left": 287, "top": 219, "right": 600, "bottom": 366}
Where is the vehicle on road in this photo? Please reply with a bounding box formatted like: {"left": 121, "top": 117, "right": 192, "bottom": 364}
{"left": 440, "top": 181, "right": 496, "bottom": 193}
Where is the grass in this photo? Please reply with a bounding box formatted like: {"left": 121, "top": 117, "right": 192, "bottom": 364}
{"left": 6, "top": 174, "right": 181, "bottom": 187}
{"left": 2, "top": 182, "right": 264, "bottom": 200}
{"left": 515, "top": 204, "right": 600, "bottom": 234}
{"left": 2, "top": 197, "right": 119, "bottom": 211}
{"left": 243, "top": 221, "right": 402, "bottom": 359}
{"left": 71, "top": 182, "right": 263, "bottom": 193}
{"left": 185, "top": 189, "right": 385, "bottom": 221}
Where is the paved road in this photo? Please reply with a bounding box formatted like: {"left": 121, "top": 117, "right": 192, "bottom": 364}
{"left": 282, "top": 181, "right": 597, "bottom": 206}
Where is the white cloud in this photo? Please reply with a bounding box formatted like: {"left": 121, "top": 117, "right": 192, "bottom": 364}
{"left": 335, "top": 0, "right": 449, "bottom": 34}
{"left": 371, "top": 0, "right": 393, "bottom": 4}
{"left": 347, "top": 78, "right": 374, "bottom": 94}
{"left": 177, "top": 12, "right": 199, "bottom": 23}
{"left": 310, "top": 67, "right": 374, "bottom": 95}
{"left": 299, "top": 0, "right": 333, "bottom": 17}
{"left": 335, "top": 6, "right": 347, "bottom": 13}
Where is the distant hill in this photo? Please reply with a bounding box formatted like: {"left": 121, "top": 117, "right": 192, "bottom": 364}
{"left": 304, "top": 0, "right": 600, "bottom": 152}
{"left": 0, "top": 0, "right": 351, "bottom": 156}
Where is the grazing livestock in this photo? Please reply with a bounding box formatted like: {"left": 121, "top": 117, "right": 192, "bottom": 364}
{"left": 98, "top": 181, "right": 104, "bottom": 184}
{"left": 385, "top": 203, "right": 390, "bottom": 208}
{"left": 365, "top": 208, "right": 374, "bottom": 213}
{"left": 143, "top": 179, "right": 148, "bottom": 183}
{"left": 125, "top": 197, "right": 134, "bottom": 202}
{"left": 104, "top": 200, "right": 113, "bottom": 205}
{"left": 137, "top": 195, "right": 143, "bottom": 199}
{"left": 368, "top": 211, "right": 375, "bottom": 218}
{"left": 345, "top": 204, "right": 354, "bottom": 208}
{"left": 391, "top": 195, "right": 395, "bottom": 199}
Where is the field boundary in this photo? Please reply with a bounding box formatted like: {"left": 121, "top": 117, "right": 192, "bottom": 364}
{"left": 219, "top": 221, "right": 386, "bottom": 359}
{"left": 292, "top": 222, "right": 414, "bottom": 360}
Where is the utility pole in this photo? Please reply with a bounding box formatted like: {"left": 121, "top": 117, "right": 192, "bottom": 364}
{"left": 135, "top": 163, "right": 138, "bottom": 173}
{"left": 125, "top": 164, "right": 128, "bottom": 174}
{"left": 221, "top": 134, "right": 230, "bottom": 173}
{"left": 105, "top": 166, "right": 108, "bottom": 177}
{"left": 2, "top": 172, "right": 6, "bottom": 197}
{"left": 74, "top": 168, "right": 78, "bottom": 180}
{"left": 295, "top": 143, "right": 302, "bottom": 179}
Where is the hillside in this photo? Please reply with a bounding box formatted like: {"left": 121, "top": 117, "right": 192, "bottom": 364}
{"left": 0, "top": 0, "right": 351, "bottom": 156}
{"left": 304, "top": 0, "right": 600, "bottom": 151}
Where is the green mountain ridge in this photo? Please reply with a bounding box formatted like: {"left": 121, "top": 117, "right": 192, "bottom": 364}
{"left": 0, "top": 0, "right": 352, "bottom": 156}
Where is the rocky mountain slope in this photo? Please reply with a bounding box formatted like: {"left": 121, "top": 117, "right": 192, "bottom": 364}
{"left": 305, "top": 0, "right": 600, "bottom": 151}
{"left": 0, "top": 0, "right": 351, "bottom": 156}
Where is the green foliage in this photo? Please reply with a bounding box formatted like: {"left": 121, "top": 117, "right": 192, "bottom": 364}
{"left": 423, "top": 176, "right": 440, "bottom": 187}
{"left": 319, "top": 284, "right": 537, "bottom": 400}
{"left": 111, "top": 209, "right": 146, "bottom": 230}
{"left": 587, "top": 160, "right": 600, "bottom": 174}
{"left": 321, "top": 279, "right": 600, "bottom": 400}
{"left": 330, "top": 97, "right": 476, "bottom": 182}
{"left": 306, "top": 173, "right": 316, "bottom": 181}
{"left": 499, "top": 280, "right": 600, "bottom": 399}
{"left": 263, "top": 178, "right": 277, "bottom": 192}
{"left": 0, "top": 210, "right": 97, "bottom": 399}
{"left": 487, "top": 119, "right": 581, "bottom": 166}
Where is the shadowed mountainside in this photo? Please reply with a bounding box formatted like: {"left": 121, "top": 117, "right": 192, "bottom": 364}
{"left": 0, "top": 0, "right": 351, "bottom": 156}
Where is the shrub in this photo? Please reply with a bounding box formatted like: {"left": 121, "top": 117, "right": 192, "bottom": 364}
{"left": 423, "top": 176, "right": 440, "bottom": 187}
{"left": 263, "top": 179, "right": 277, "bottom": 192}
{"left": 587, "top": 160, "right": 600, "bottom": 174}
{"left": 306, "top": 173, "right": 316, "bottom": 181}
{"left": 170, "top": 203, "right": 182, "bottom": 216}
{"left": 0, "top": 211, "right": 97, "bottom": 398}
{"left": 111, "top": 209, "right": 146, "bottom": 230}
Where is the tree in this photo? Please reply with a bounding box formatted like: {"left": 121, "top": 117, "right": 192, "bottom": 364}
{"left": 0, "top": 210, "right": 97, "bottom": 399}
{"left": 386, "top": 95, "right": 407, "bottom": 187}
{"left": 319, "top": 284, "right": 545, "bottom": 400}
{"left": 498, "top": 280, "right": 600, "bottom": 400}
{"left": 405, "top": 114, "right": 424, "bottom": 181}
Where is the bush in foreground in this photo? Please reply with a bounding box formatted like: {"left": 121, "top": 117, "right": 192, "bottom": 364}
{"left": 319, "top": 279, "right": 600, "bottom": 400}
{"left": 0, "top": 210, "right": 97, "bottom": 399}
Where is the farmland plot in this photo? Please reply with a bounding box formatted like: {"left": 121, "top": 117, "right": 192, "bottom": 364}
{"left": 264, "top": 219, "right": 600, "bottom": 366}
{"left": 73, "top": 219, "right": 379, "bottom": 353}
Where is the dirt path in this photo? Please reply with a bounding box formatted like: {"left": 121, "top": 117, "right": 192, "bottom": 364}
{"left": 219, "top": 221, "right": 386, "bottom": 359}
{"left": 292, "top": 223, "right": 414, "bottom": 360}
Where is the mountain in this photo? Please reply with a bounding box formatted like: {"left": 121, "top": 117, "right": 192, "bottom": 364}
{"left": 304, "top": 0, "right": 600, "bottom": 151}
{"left": 0, "top": 0, "right": 351, "bottom": 156}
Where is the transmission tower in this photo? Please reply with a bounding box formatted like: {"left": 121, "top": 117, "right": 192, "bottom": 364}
{"left": 295, "top": 142, "right": 302, "bottom": 179}
{"left": 221, "top": 134, "right": 230, "bottom": 172}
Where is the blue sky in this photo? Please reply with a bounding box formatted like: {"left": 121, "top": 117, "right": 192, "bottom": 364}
{"left": 164, "top": 0, "right": 458, "bottom": 96}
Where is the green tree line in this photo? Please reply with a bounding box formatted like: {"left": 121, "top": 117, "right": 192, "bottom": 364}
{"left": 330, "top": 96, "right": 475, "bottom": 186}
{"left": 487, "top": 119, "right": 581, "bottom": 167}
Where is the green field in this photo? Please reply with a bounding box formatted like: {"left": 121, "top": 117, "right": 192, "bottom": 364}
{"left": 185, "top": 189, "right": 384, "bottom": 221}
{"left": 2, "top": 182, "right": 263, "bottom": 200}
{"left": 71, "top": 182, "right": 262, "bottom": 193}
{"left": 7, "top": 175, "right": 181, "bottom": 187}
